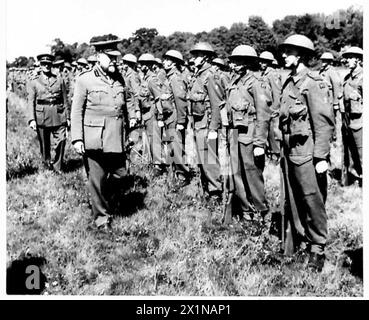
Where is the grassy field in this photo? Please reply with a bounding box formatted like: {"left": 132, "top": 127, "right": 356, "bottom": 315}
{"left": 6, "top": 92, "right": 363, "bottom": 296}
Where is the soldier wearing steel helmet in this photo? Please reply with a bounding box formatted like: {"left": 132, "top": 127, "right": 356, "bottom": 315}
{"left": 158, "top": 49, "right": 191, "bottom": 186}
{"left": 153, "top": 57, "right": 167, "bottom": 83}
{"left": 188, "top": 42, "right": 223, "bottom": 202}
{"left": 259, "top": 51, "right": 282, "bottom": 163}
{"left": 319, "top": 52, "right": 343, "bottom": 142}
{"left": 70, "top": 39, "right": 135, "bottom": 230}
{"left": 87, "top": 55, "right": 98, "bottom": 69}
{"left": 27, "top": 53, "right": 70, "bottom": 173}
{"left": 341, "top": 46, "right": 363, "bottom": 186}
{"left": 137, "top": 53, "right": 166, "bottom": 175}
{"left": 223, "top": 45, "right": 271, "bottom": 224}
{"left": 279, "top": 34, "right": 335, "bottom": 271}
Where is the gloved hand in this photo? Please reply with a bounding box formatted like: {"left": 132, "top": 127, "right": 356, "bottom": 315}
{"left": 73, "top": 141, "right": 85, "bottom": 155}
{"left": 315, "top": 160, "right": 328, "bottom": 173}
{"left": 176, "top": 124, "right": 185, "bottom": 131}
{"left": 129, "top": 118, "right": 137, "bottom": 128}
{"left": 253, "top": 147, "right": 265, "bottom": 157}
{"left": 29, "top": 120, "right": 37, "bottom": 131}
{"left": 157, "top": 120, "right": 165, "bottom": 128}
{"left": 208, "top": 130, "right": 218, "bottom": 140}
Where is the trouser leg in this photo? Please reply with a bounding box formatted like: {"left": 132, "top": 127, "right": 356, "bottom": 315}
{"left": 147, "top": 117, "right": 163, "bottom": 166}
{"left": 86, "top": 151, "right": 110, "bottom": 227}
{"left": 36, "top": 126, "right": 51, "bottom": 167}
{"left": 241, "top": 142, "right": 268, "bottom": 212}
{"left": 194, "top": 127, "right": 221, "bottom": 193}
{"left": 290, "top": 160, "right": 327, "bottom": 254}
{"left": 51, "top": 125, "right": 67, "bottom": 171}
{"left": 167, "top": 127, "right": 189, "bottom": 178}
{"left": 350, "top": 128, "right": 362, "bottom": 176}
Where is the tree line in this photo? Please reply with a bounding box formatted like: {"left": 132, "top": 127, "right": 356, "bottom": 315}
{"left": 7, "top": 6, "right": 362, "bottom": 68}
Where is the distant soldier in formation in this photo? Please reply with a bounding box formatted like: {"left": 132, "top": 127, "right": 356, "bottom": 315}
{"left": 76, "top": 58, "right": 89, "bottom": 75}
{"left": 71, "top": 39, "right": 134, "bottom": 230}
{"left": 259, "top": 51, "right": 282, "bottom": 162}
{"left": 319, "top": 52, "right": 343, "bottom": 141}
{"left": 27, "top": 53, "right": 70, "bottom": 173}
{"left": 87, "top": 55, "right": 98, "bottom": 69}
{"left": 279, "top": 34, "right": 334, "bottom": 271}
{"left": 153, "top": 57, "right": 167, "bottom": 83}
{"left": 341, "top": 46, "right": 363, "bottom": 186}
{"left": 188, "top": 42, "right": 223, "bottom": 202}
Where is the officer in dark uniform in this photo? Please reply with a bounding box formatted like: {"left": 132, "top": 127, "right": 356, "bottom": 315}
{"left": 71, "top": 39, "right": 134, "bottom": 229}
{"left": 27, "top": 53, "right": 69, "bottom": 173}
{"left": 279, "top": 34, "right": 335, "bottom": 271}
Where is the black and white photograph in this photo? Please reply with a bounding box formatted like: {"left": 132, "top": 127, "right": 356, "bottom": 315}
{"left": 3, "top": 0, "right": 365, "bottom": 299}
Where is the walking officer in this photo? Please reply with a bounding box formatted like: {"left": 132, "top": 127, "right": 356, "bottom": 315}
{"left": 279, "top": 34, "right": 335, "bottom": 271}
{"left": 27, "top": 53, "right": 69, "bottom": 173}
{"left": 71, "top": 39, "right": 135, "bottom": 230}
{"left": 341, "top": 46, "right": 363, "bottom": 186}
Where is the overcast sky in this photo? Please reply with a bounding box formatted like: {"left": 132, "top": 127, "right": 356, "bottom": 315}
{"left": 5, "top": 0, "right": 363, "bottom": 61}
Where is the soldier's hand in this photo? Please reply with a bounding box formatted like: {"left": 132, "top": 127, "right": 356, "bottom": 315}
{"left": 160, "top": 93, "right": 171, "bottom": 100}
{"left": 315, "top": 160, "right": 328, "bottom": 174}
{"left": 253, "top": 147, "right": 265, "bottom": 157}
{"left": 129, "top": 118, "right": 137, "bottom": 128}
{"left": 157, "top": 120, "right": 165, "bottom": 128}
{"left": 29, "top": 120, "right": 37, "bottom": 131}
{"left": 207, "top": 130, "right": 218, "bottom": 140}
{"left": 135, "top": 111, "right": 141, "bottom": 121}
{"left": 176, "top": 124, "right": 185, "bottom": 131}
{"left": 73, "top": 141, "right": 85, "bottom": 155}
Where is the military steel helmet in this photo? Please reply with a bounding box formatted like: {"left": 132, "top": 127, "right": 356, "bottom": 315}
{"left": 154, "top": 58, "right": 163, "bottom": 66}
{"left": 342, "top": 46, "right": 363, "bottom": 58}
{"left": 281, "top": 34, "right": 315, "bottom": 53}
{"left": 164, "top": 50, "right": 184, "bottom": 63}
{"left": 212, "top": 58, "right": 226, "bottom": 67}
{"left": 190, "top": 42, "right": 216, "bottom": 55}
{"left": 259, "top": 51, "right": 275, "bottom": 61}
{"left": 320, "top": 52, "right": 334, "bottom": 60}
{"left": 122, "top": 53, "right": 137, "bottom": 64}
{"left": 77, "top": 58, "right": 88, "bottom": 66}
{"left": 230, "top": 45, "right": 257, "bottom": 59}
{"left": 138, "top": 53, "right": 156, "bottom": 63}
{"left": 87, "top": 55, "right": 98, "bottom": 63}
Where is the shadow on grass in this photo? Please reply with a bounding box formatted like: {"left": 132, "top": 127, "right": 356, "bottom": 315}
{"left": 343, "top": 247, "right": 363, "bottom": 279}
{"left": 63, "top": 157, "right": 85, "bottom": 173}
{"left": 329, "top": 168, "right": 361, "bottom": 186}
{"left": 6, "top": 165, "right": 39, "bottom": 181}
{"left": 7, "top": 255, "right": 47, "bottom": 295}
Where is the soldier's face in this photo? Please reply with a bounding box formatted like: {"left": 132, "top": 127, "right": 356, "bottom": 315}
{"left": 97, "top": 53, "right": 111, "bottom": 72}
{"left": 259, "top": 61, "right": 268, "bottom": 71}
{"left": 321, "top": 60, "right": 330, "bottom": 68}
{"left": 163, "top": 58, "right": 174, "bottom": 70}
{"left": 192, "top": 52, "right": 207, "bottom": 67}
{"left": 346, "top": 56, "right": 358, "bottom": 69}
{"left": 233, "top": 59, "right": 246, "bottom": 73}
{"left": 282, "top": 48, "right": 300, "bottom": 68}
{"left": 40, "top": 62, "right": 52, "bottom": 73}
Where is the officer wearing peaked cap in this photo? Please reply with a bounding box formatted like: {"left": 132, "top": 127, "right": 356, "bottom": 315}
{"left": 279, "top": 34, "right": 335, "bottom": 271}
{"left": 341, "top": 46, "right": 363, "bottom": 186}
{"left": 71, "top": 38, "right": 135, "bottom": 230}
{"left": 27, "top": 53, "right": 70, "bottom": 173}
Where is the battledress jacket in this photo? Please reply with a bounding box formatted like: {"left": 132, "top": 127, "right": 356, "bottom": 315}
{"left": 71, "top": 65, "right": 134, "bottom": 153}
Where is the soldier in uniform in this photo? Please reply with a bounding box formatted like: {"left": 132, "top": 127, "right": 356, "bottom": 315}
{"left": 27, "top": 53, "right": 69, "bottom": 173}
{"left": 87, "top": 55, "right": 98, "bottom": 69}
{"left": 341, "top": 47, "right": 363, "bottom": 186}
{"left": 188, "top": 42, "right": 223, "bottom": 201}
{"left": 224, "top": 45, "right": 271, "bottom": 222}
{"left": 162, "top": 49, "right": 191, "bottom": 185}
{"left": 279, "top": 35, "right": 335, "bottom": 271}
{"left": 259, "top": 51, "right": 282, "bottom": 163}
{"left": 71, "top": 39, "right": 134, "bottom": 230}
{"left": 137, "top": 53, "right": 165, "bottom": 174}
{"left": 76, "top": 58, "right": 89, "bottom": 74}
{"left": 319, "top": 52, "right": 343, "bottom": 141}
{"left": 153, "top": 58, "right": 167, "bottom": 83}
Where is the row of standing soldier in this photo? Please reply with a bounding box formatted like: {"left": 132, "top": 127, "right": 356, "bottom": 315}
{"left": 14, "top": 35, "right": 362, "bottom": 273}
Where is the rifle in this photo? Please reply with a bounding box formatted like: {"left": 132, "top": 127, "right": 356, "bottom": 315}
{"left": 222, "top": 127, "right": 234, "bottom": 226}
{"left": 341, "top": 111, "right": 350, "bottom": 186}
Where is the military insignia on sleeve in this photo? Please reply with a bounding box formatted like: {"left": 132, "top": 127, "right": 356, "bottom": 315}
{"left": 319, "top": 83, "right": 326, "bottom": 89}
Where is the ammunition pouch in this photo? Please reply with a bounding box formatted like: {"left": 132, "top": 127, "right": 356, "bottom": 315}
{"left": 349, "top": 92, "right": 363, "bottom": 115}
{"left": 288, "top": 103, "right": 309, "bottom": 137}
{"left": 231, "top": 100, "right": 249, "bottom": 129}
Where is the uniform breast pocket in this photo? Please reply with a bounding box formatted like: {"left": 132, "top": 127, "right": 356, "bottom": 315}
{"left": 231, "top": 99, "right": 249, "bottom": 129}
{"left": 349, "top": 92, "right": 363, "bottom": 115}
{"left": 288, "top": 101, "right": 309, "bottom": 137}
{"left": 83, "top": 117, "right": 105, "bottom": 150}
{"left": 288, "top": 134, "right": 313, "bottom": 165}
{"left": 88, "top": 88, "right": 109, "bottom": 105}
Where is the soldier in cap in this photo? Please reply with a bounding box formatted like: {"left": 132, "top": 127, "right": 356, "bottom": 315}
{"left": 161, "top": 49, "right": 191, "bottom": 185}
{"left": 188, "top": 42, "right": 223, "bottom": 202}
{"left": 341, "top": 46, "right": 363, "bottom": 186}
{"left": 319, "top": 52, "right": 343, "bottom": 142}
{"left": 223, "top": 45, "right": 271, "bottom": 224}
{"left": 27, "top": 53, "right": 70, "bottom": 173}
{"left": 71, "top": 39, "right": 135, "bottom": 230}
{"left": 259, "top": 51, "right": 282, "bottom": 162}
{"left": 279, "top": 34, "right": 335, "bottom": 271}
